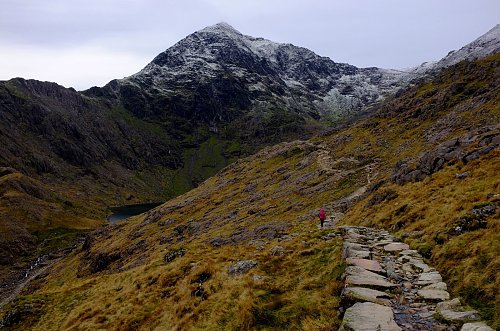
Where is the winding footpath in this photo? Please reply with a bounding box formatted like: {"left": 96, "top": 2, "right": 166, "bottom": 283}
{"left": 337, "top": 226, "right": 493, "bottom": 331}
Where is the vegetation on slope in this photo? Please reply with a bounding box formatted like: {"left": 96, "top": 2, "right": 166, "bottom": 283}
{"left": 0, "top": 76, "right": 323, "bottom": 278}
{"left": 1, "top": 55, "right": 499, "bottom": 330}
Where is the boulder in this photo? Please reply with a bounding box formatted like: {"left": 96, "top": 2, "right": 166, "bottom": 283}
{"left": 339, "top": 302, "right": 401, "bottom": 331}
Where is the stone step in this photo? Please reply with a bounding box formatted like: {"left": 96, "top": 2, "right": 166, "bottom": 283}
{"left": 342, "top": 287, "right": 392, "bottom": 306}
{"left": 344, "top": 266, "right": 397, "bottom": 289}
{"left": 345, "top": 258, "right": 384, "bottom": 273}
{"left": 339, "top": 302, "right": 401, "bottom": 331}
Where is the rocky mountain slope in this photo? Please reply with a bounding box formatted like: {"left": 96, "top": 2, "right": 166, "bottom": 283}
{"left": 435, "top": 24, "right": 500, "bottom": 69}
{"left": 0, "top": 78, "right": 184, "bottom": 281}
{"left": 86, "top": 23, "right": 411, "bottom": 125}
{"left": 409, "top": 24, "right": 500, "bottom": 75}
{"left": 2, "top": 51, "right": 497, "bottom": 330}
{"left": 0, "top": 22, "right": 421, "bottom": 279}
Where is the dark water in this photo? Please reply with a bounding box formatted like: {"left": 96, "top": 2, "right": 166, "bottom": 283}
{"left": 107, "top": 202, "right": 162, "bottom": 223}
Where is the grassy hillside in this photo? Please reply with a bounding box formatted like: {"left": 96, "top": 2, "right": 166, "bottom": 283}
{"left": 1, "top": 55, "right": 499, "bottom": 330}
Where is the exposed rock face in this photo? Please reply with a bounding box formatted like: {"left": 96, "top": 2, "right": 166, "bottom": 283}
{"left": 392, "top": 127, "right": 499, "bottom": 184}
{"left": 164, "top": 248, "right": 187, "bottom": 263}
{"left": 0, "top": 79, "right": 181, "bottom": 174}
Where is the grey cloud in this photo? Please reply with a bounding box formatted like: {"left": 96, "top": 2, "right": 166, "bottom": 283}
{"left": 0, "top": 0, "right": 498, "bottom": 89}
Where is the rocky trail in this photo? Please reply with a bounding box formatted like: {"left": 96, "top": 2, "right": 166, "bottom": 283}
{"left": 0, "top": 256, "right": 56, "bottom": 310}
{"left": 336, "top": 226, "right": 493, "bottom": 331}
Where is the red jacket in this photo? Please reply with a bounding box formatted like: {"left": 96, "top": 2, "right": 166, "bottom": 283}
{"left": 319, "top": 209, "right": 326, "bottom": 219}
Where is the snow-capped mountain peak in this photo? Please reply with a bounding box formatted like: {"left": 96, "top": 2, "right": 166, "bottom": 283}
{"left": 102, "top": 23, "right": 498, "bottom": 127}
{"left": 436, "top": 24, "right": 500, "bottom": 69}
{"left": 407, "top": 24, "right": 500, "bottom": 74}
{"left": 114, "top": 23, "right": 418, "bottom": 122}
{"left": 198, "top": 22, "right": 242, "bottom": 36}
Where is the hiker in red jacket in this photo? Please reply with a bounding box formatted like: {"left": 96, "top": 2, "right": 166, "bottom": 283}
{"left": 319, "top": 208, "right": 326, "bottom": 228}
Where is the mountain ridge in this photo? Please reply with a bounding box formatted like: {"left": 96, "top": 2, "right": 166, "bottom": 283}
{"left": 408, "top": 24, "right": 500, "bottom": 75}
{"left": 88, "top": 22, "right": 412, "bottom": 124}
{"left": 0, "top": 23, "right": 498, "bottom": 329}
{"left": 1, "top": 53, "right": 497, "bottom": 330}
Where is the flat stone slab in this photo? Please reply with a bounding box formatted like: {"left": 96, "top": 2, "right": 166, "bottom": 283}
{"left": 421, "top": 282, "right": 447, "bottom": 291}
{"left": 339, "top": 302, "right": 401, "bottom": 331}
{"left": 343, "top": 287, "right": 392, "bottom": 306}
{"left": 344, "top": 242, "right": 370, "bottom": 250}
{"left": 343, "top": 242, "right": 371, "bottom": 259}
{"left": 372, "top": 240, "right": 397, "bottom": 247}
{"left": 417, "top": 289, "right": 450, "bottom": 301}
{"left": 416, "top": 271, "right": 442, "bottom": 285}
{"left": 401, "top": 258, "right": 433, "bottom": 273}
{"left": 384, "top": 243, "right": 410, "bottom": 252}
{"left": 399, "top": 249, "right": 420, "bottom": 256}
{"left": 436, "top": 298, "right": 481, "bottom": 323}
{"left": 461, "top": 322, "right": 494, "bottom": 331}
{"left": 346, "top": 258, "right": 383, "bottom": 273}
{"left": 345, "top": 248, "right": 371, "bottom": 259}
{"left": 410, "top": 260, "right": 433, "bottom": 273}
{"left": 345, "top": 266, "right": 397, "bottom": 289}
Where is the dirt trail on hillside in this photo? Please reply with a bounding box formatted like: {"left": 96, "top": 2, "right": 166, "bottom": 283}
{"left": 0, "top": 258, "right": 56, "bottom": 310}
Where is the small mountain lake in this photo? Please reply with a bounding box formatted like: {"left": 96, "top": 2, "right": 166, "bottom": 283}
{"left": 107, "top": 202, "right": 163, "bottom": 223}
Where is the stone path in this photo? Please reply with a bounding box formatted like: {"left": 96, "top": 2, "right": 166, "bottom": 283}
{"left": 337, "top": 226, "right": 493, "bottom": 331}
{"left": 0, "top": 261, "right": 52, "bottom": 310}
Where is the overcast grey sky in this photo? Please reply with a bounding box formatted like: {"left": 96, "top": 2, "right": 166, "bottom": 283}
{"left": 1, "top": 0, "right": 499, "bottom": 90}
